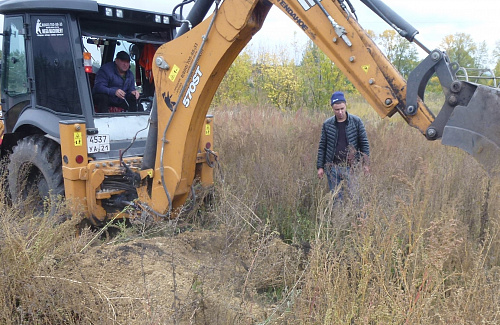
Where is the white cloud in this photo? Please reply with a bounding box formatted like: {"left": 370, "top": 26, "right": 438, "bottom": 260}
{"left": 5, "top": 0, "right": 496, "bottom": 60}
{"left": 246, "top": 0, "right": 500, "bottom": 62}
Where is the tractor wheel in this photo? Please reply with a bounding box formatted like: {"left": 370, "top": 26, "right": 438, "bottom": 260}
{"left": 8, "top": 135, "right": 65, "bottom": 214}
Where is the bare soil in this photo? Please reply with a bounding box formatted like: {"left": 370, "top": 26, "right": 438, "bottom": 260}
{"left": 53, "top": 227, "right": 304, "bottom": 324}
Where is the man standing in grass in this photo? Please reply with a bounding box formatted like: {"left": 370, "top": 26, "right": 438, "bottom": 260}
{"left": 317, "top": 91, "right": 370, "bottom": 200}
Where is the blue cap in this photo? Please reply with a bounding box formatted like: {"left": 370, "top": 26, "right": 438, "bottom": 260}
{"left": 330, "top": 91, "right": 346, "bottom": 105}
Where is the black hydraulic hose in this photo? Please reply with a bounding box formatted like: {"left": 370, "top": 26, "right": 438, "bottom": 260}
{"left": 172, "top": 0, "right": 196, "bottom": 26}
{"left": 172, "top": 0, "right": 195, "bottom": 17}
{"left": 344, "top": 0, "right": 358, "bottom": 20}
{"left": 176, "top": 0, "right": 215, "bottom": 38}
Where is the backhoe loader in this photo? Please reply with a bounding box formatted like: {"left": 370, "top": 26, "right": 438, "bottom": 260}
{"left": 1, "top": 0, "right": 499, "bottom": 225}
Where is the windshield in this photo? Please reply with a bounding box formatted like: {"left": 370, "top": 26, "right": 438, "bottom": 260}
{"left": 80, "top": 16, "right": 173, "bottom": 114}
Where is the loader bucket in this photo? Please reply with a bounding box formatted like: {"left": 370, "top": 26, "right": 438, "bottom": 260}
{"left": 441, "top": 84, "right": 500, "bottom": 178}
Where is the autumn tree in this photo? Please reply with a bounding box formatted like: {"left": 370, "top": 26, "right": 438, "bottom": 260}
{"left": 254, "top": 51, "right": 301, "bottom": 110}
{"left": 298, "top": 41, "right": 354, "bottom": 110}
{"left": 439, "top": 34, "right": 498, "bottom": 86}
{"left": 440, "top": 33, "right": 477, "bottom": 68}
{"left": 491, "top": 40, "right": 500, "bottom": 83}
{"left": 475, "top": 41, "right": 490, "bottom": 68}
{"left": 464, "top": 41, "right": 497, "bottom": 86}
{"left": 376, "top": 29, "right": 419, "bottom": 78}
{"left": 213, "top": 50, "right": 254, "bottom": 106}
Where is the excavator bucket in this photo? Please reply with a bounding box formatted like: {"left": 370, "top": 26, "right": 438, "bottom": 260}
{"left": 441, "top": 84, "right": 500, "bottom": 178}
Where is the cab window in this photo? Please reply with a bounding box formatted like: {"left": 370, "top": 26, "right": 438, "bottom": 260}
{"left": 2, "top": 16, "right": 28, "bottom": 96}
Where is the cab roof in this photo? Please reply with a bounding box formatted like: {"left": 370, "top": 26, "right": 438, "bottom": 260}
{"left": 0, "top": 0, "right": 180, "bottom": 31}
{"left": 0, "top": 0, "right": 99, "bottom": 13}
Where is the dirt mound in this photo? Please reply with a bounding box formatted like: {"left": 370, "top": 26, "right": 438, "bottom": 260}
{"left": 54, "top": 228, "right": 304, "bottom": 324}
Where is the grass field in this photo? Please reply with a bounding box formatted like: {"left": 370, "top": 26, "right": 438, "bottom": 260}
{"left": 0, "top": 98, "right": 499, "bottom": 324}
{"left": 214, "top": 99, "right": 499, "bottom": 323}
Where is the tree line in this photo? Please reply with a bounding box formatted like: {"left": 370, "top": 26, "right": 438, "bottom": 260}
{"left": 213, "top": 30, "right": 500, "bottom": 111}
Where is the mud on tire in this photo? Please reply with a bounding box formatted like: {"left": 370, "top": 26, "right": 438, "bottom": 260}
{"left": 8, "top": 135, "right": 65, "bottom": 214}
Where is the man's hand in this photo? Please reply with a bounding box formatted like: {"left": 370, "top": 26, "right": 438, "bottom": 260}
{"left": 115, "top": 89, "right": 126, "bottom": 99}
{"left": 131, "top": 90, "right": 140, "bottom": 99}
{"left": 317, "top": 168, "right": 324, "bottom": 179}
{"left": 363, "top": 165, "right": 370, "bottom": 175}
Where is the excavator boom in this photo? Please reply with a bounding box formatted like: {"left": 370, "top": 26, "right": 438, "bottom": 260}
{"left": 145, "top": 0, "right": 500, "bottom": 215}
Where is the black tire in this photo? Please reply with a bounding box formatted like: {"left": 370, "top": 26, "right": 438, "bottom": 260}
{"left": 8, "top": 135, "right": 64, "bottom": 213}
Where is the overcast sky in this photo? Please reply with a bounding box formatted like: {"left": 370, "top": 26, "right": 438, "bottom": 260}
{"left": 97, "top": 0, "right": 500, "bottom": 61}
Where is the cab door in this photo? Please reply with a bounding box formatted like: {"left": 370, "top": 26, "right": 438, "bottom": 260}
{"left": 1, "top": 15, "right": 30, "bottom": 133}
{"left": 30, "top": 14, "right": 82, "bottom": 115}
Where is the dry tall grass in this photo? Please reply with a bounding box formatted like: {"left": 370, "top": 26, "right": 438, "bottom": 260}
{"left": 213, "top": 101, "right": 500, "bottom": 324}
{"left": 0, "top": 100, "right": 498, "bottom": 324}
{"left": 0, "top": 197, "right": 108, "bottom": 324}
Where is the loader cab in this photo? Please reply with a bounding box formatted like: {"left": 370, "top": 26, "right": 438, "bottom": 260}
{"left": 0, "top": 0, "right": 179, "bottom": 158}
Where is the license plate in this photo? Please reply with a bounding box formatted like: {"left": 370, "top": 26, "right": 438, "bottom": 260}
{"left": 87, "top": 134, "right": 110, "bottom": 153}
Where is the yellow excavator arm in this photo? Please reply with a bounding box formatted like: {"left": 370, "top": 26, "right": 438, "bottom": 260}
{"left": 141, "top": 0, "right": 500, "bottom": 215}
